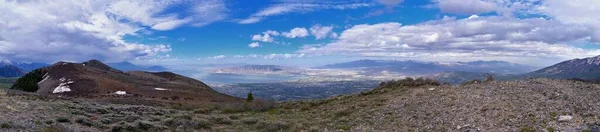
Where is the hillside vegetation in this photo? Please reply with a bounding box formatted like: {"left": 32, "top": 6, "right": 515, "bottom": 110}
{"left": 1, "top": 78, "right": 599, "bottom": 131}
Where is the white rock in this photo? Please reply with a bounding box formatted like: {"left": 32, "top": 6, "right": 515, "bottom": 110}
{"left": 114, "top": 91, "right": 127, "bottom": 95}
{"left": 154, "top": 88, "right": 168, "bottom": 91}
{"left": 558, "top": 115, "right": 573, "bottom": 122}
{"left": 428, "top": 88, "right": 436, "bottom": 91}
{"left": 38, "top": 75, "right": 50, "bottom": 84}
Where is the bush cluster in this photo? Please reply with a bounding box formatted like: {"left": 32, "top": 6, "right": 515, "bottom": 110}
{"left": 378, "top": 77, "right": 441, "bottom": 89}
{"left": 10, "top": 68, "right": 47, "bottom": 92}
{"left": 220, "top": 100, "right": 277, "bottom": 114}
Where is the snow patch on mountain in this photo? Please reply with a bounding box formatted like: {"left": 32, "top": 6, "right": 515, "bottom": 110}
{"left": 52, "top": 77, "right": 74, "bottom": 94}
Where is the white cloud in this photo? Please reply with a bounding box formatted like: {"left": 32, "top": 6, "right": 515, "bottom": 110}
{"left": 434, "top": 0, "right": 496, "bottom": 14}
{"left": 376, "top": 0, "right": 404, "bottom": 9}
{"left": 263, "top": 30, "right": 281, "bottom": 36}
{"left": 248, "top": 42, "right": 261, "bottom": 48}
{"left": 190, "top": 0, "right": 229, "bottom": 27}
{"left": 252, "top": 34, "right": 275, "bottom": 43}
{"left": 200, "top": 55, "right": 227, "bottom": 60}
{"left": 238, "top": 17, "right": 262, "bottom": 24}
{"left": 298, "top": 16, "right": 600, "bottom": 64}
{"left": 310, "top": 24, "right": 335, "bottom": 40}
{"left": 0, "top": 0, "right": 228, "bottom": 62}
{"left": 283, "top": 28, "right": 310, "bottom": 38}
{"left": 537, "top": 0, "right": 600, "bottom": 42}
{"left": 238, "top": 3, "right": 371, "bottom": 24}
{"left": 151, "top": 18, "right": 193, "bottom": 31}
{"left": 330, "top": 32, "right": 339, "bottom": 39}
{"left": 251, "top": 30, "right": 280, "bottom": 43}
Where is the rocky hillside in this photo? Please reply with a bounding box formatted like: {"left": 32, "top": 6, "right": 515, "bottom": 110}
{"left": 525, "top": 55, "right": 600, "bottom": 81}
{"left": 10, "top": 59, "right": 240, "bottom": 106}
{"left": 1, "top": 78, "right": 600, "bottom": 131}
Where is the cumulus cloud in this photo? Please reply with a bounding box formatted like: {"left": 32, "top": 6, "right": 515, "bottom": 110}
{"left": 283, "top": 28, "right": 310, "bottom": 38}
{"left": 251, "top": 30, "right": 280, "bottom": 43}
{"left": 248, "top": 42, "right": 261, "bottom": 48}
{"left": 252, "top": 34, "right": 275, "bottom": 42}
{"left": 0, "top": 0, "right": 227, "bottom": 62}
{"left": 238, "top": 3, "right": 371, "bottom": 24}
{"left": 434, "top": 0, "right": 496, "bottom": 15}
{"left": 309, "top": 25, "right": 336, "bottom": 40}
{"left": 298, "top": 16, "right": 600, "bottom": 63}
{"left": 537, "top": 0, "right": 600, "bottom": 42}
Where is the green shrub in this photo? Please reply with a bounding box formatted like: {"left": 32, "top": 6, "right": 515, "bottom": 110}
{"left": 193, "top": 107, "right": 213, "bottom": 114}
{"left": 45, "top": 120, "right": 54, "bottom": 125}
{"left": 56, "top": 117, "right": 70, "bottom": 123}
{"left": 377, "top": 77, "right": 440, "bottom": 90}
{"left": 519, "top": 126, "right": 535, "bottom": 132}
{"left": 256, "top": 120, "right": 289, "bottom": 131}
{"left": 547, "top": 127, "right": 556, "bottom": 132}
{"left": 241, "top": 118, "right": 259, "bottom": 125}
{"left": 334, "top": 109, "right": 353, "bottom": 118}
{"left": 209, "top": 116, "right": 232, "bottom": 124}
{"left": 75, "top": 117, "right": 94, "bottom": 126}
{"left": 219, "top": 100, "right": 277, "bottom": 113}
{"left": 0, "top": 122, "right": 11, "bottom": 128}
{"left": 40, "top": 126, "right": 60, "bottom": 132}
{"left": 336, "top": 125, "right": 352, "bottom": 131}
{"left": 192, "top": 119, "right": 212, "bottom": 129}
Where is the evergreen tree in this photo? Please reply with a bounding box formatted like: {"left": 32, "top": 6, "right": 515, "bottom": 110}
{"left": 11, "top": 68, "right": 47, "bottom": 92}
{"left": 246, "top": 92, "right": 254, "bottom": 102}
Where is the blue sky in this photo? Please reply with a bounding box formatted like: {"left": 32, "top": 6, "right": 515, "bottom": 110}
{"left": 1, "top": 0, "right": 600, "bottom": 68}
{"left": 124, "top": 0, "right": 440, "bottom": 58}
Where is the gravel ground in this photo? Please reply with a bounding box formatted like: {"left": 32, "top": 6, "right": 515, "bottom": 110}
{"left": 366, "top": 78, "right": 600, "bottom": 131}
{"left": 2, "top": 78, "right": 600, "bottom": 131}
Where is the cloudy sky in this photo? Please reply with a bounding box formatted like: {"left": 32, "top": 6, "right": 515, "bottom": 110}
{"left": 0, "top": 0, "right": 599, "bottom": 67}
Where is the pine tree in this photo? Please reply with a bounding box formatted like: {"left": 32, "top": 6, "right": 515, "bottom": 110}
{"left": 246, "top": 92, "right": 254, "bottom": 102}
{"left": 11, "top": 68, "right": 47, "bottom": 92}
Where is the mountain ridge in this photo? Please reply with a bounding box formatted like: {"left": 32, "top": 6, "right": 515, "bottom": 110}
{"left": 11, "top": 59, "right": 240, "bottom": 106}
{"left": 0, "top": 65, "right": 24, "bottom": 77}
{"left": 107, "top": 61, "right": 168, "bottom": 71}
{"left": 524, "top": 55, "right": 600, "bottom": 80}
{"left": 317, "top": 59, "right": 538, "bottom": 75}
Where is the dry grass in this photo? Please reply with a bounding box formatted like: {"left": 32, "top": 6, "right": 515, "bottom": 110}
{"left": 2, "top": 78, "right": 600, "bottom": 131}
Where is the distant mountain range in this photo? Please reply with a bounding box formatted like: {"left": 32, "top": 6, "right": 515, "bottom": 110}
{"left": 430, "top": 55, "right": 600, "bottom": 84}
{"left": 1, "top": 60, "right": 49, "bottom": 72}
{"left": 318, "top": 59, "right": 538, "bottom": 75}
{"left": 107, "top": 61, "right": 168, "bottom": 71}
{"left": 214, "top": 65, "right": 304, "bottom": 74}
{"left": 0, "top": 65, "right": 24, "bottom": 77}
{"left": 0, "top": 61, "right": 49, "bottom": 77}
{"left": 524, "top": 55, "right": 600, "bottom": 80}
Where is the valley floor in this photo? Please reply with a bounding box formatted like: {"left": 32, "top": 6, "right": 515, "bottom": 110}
{"left": 1, "top": 78, "right": 600, "bottom": 131}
